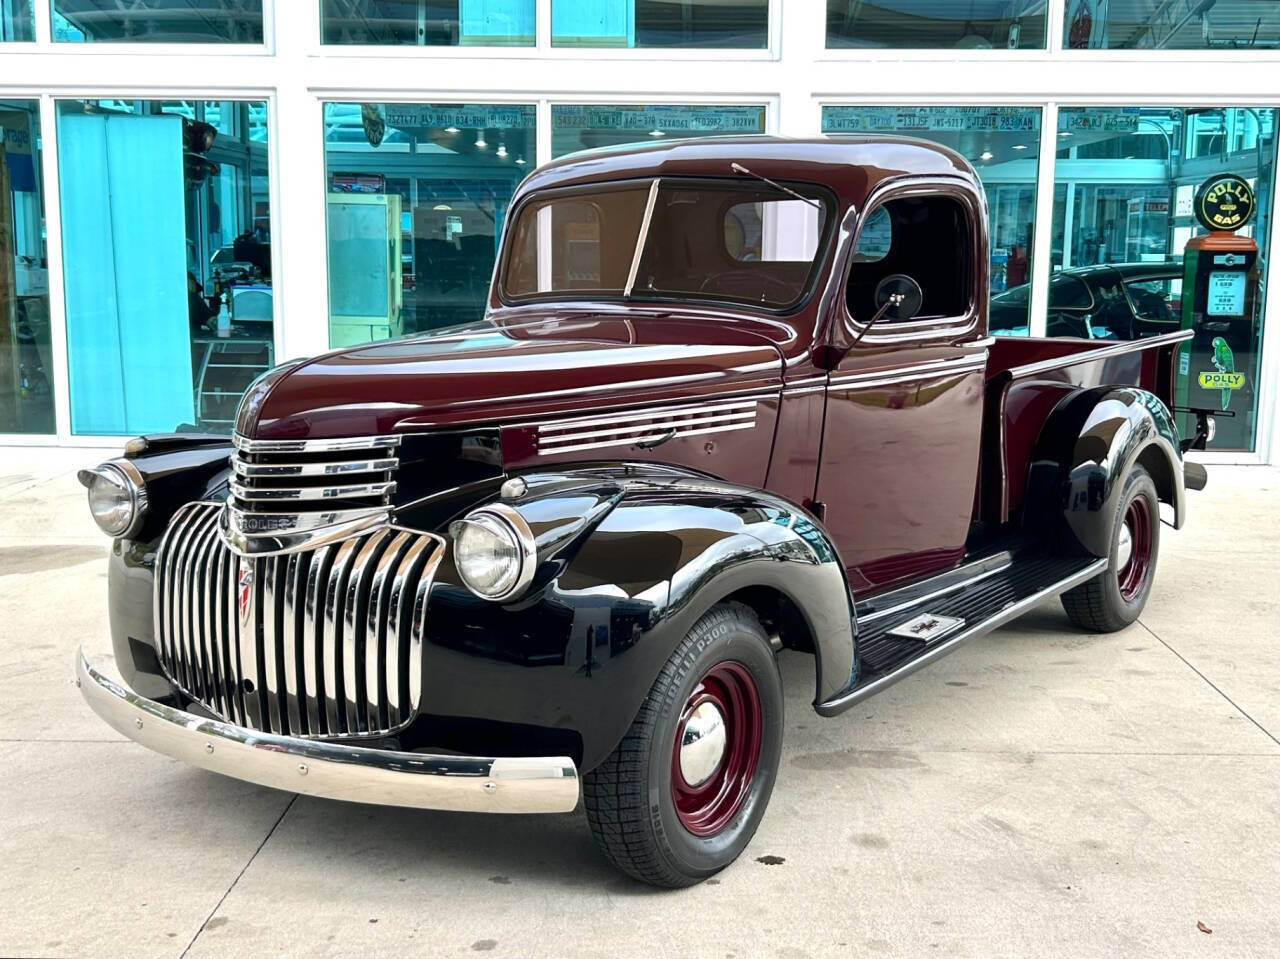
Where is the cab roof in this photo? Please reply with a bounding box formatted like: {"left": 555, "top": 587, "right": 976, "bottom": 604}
{"left": 515, "top": 135, "right": 981, "bottom": 211}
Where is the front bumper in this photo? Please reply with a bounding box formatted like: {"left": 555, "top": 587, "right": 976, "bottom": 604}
{"left": 76, "top": 648, "right": 580, "bottom": 814}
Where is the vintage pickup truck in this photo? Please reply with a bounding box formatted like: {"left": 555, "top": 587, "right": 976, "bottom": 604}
{"left": 76, "top": 137, "right": 1212, "bottom": 888}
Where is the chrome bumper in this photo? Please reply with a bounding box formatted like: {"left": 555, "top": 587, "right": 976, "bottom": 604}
{"left": 76, "top": 648, "right": 579, "bottom": 814}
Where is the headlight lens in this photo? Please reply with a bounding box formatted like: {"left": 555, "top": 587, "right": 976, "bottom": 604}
{"left": 451, "top": 504, "right": 536, "bottom": 601}
{"left": 78, "top": 461, "right": 147, "bottom": 538}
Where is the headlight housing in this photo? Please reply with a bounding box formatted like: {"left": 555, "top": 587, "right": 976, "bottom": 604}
{"left": 450, "top": 503, "right": 536, "bottom": 601}
{"left": 77, "top": 460, "right": 147, "bottom": 538}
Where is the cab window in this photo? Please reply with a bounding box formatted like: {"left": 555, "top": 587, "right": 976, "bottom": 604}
{"left": 846, "top": 194, "right": 973, "bottom": 325}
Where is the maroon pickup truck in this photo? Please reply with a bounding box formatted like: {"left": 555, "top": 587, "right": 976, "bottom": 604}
{"left": 76, "top": 137, "right": 1209, "bottom": 888}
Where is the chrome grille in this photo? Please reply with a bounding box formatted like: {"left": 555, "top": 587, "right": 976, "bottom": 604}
{"left": 154, "top": 501, "right": 442, "bottom": 738}
{"left": 227, "top": 433, "right": 401, "bottom": 552}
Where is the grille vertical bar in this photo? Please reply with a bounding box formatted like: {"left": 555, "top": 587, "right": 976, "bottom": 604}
{"left": 236, "top": 552, "right": 264, "bottom": 730}
{"left": 343, "top": 531, "right": 390, "bottom": 735}
{"left": 154, "top": 503, "right": 440, "bottom": 740}
{"left": 261, "top": 556, "right": 286, "bottom": 733}
{"left": 367, "top": 532, "right": 411, "bottom": 733}
{"left": 302, "top": 544, "right": 332, "bottom": 736}
{"left": 282, "top": 551, "right": 306, "bottom": 735}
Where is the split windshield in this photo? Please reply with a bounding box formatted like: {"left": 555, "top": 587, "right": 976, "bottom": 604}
{"left": 501, "top": 177, "right": 832, "bottom": 310}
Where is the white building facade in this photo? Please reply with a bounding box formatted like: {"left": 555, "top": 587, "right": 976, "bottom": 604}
{"left": 0, "top": 1, "right": 1277, "bottom": 462}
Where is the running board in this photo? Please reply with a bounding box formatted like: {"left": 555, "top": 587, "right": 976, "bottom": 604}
{"left": 816, "top": 554, "right": 1107, "bottom": 716}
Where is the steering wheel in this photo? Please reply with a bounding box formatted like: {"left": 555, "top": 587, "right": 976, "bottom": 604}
{"left": 698, "top": 270, "right": 796, "bottom": 302}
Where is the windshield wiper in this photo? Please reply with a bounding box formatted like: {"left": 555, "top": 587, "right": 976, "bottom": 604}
{"left": 730, "top": 162, "right": 821, "bottom": 210}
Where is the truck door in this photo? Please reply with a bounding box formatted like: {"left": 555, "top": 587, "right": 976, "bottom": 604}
{"left": 816, "top": 184, "right": 989, "bottom": 596}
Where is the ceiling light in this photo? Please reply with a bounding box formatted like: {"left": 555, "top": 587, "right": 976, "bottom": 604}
{"left": 475, "top": 135, "right": 487, "bottom": 148}
{"left": 444, "top": 126, "right": 459, "bottom": 134}
{"left": 515, "top": 156, "right": 526, "bottom": 166}
{"left": 648, "top": 129, "right": 665, "bottom": 137}
{"left": 433, "top": 204, "right": 452, "bottom": 211}
{"left": 497, "top": 144, "right": 508, "bottom": 158}
{"left": 980, "top": 151, "right": 994, "bottom": 161}
{"left": 1012, "top": 144, "right": 1028, "bottom": 151}
{"left": 1059, "top": 131, "right": 1073, "bottom": 138}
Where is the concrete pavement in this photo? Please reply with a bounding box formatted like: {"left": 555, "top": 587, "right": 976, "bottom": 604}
{"left": 1, "top": 450, "right": 1276, "bottom": 958}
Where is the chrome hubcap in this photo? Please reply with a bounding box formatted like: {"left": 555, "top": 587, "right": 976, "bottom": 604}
{"left": 678, "top": 701, "right": 727, "bottom": 788}
{"left": 1116, "top": 522, "right": 1134, "bottom": 571}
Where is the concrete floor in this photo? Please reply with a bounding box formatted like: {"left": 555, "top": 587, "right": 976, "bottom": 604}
{"left": 1, "top": 450, "right": 1276, "bottom": 958}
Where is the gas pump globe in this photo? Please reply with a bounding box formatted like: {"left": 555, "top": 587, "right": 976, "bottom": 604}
{"left": 1175, "top": 174, "right": 1263, "bottom": 450}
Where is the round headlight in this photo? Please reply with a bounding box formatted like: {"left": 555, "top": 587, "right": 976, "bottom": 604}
{"left": 78, "top": 460, "right": 147, "bottom": 538}
{"left": 451, "top": 504, "right": 536, "bottom": 601}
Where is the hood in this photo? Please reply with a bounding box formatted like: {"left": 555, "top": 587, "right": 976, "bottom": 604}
{"left": 238, "top": 310, "right": 787, "bottom": 440}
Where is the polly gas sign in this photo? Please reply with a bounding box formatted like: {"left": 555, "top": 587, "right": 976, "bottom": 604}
{"left": 1194, "top": 174, "right": 1256, "bottom": 233}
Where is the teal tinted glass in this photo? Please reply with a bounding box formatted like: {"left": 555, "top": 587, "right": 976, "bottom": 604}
{"left": 1051, "top": 106, "right": 1278, "bottom": 451}
{"left": 823, "top": 105, "right": 1042, "bottom": 331}
{"left": 53, "top": 1, "right": 263, "bottom": 42}
{"left": 828, "top": 1, "right": 1045, "bottom": 49}
{"left": 321, "top": 0, "right": 534, "bottom": 45}
{"left": 1, "top": 99, "right": 51, "bottom": 433}
{"left": 1064, "top": 0, "right": 1279, "bottom": 50}
{"left": 2, "top": 0, "right": 33, "bottom": 40}
{"left": 552, "top": 104, "right": 766, "bottom": 158}
{"left": 322, "top": 102, "right": 536, "bottom": 346}
{"left": 56, "top": 99, "right": 273, "bottom": 434}
{"left": 553, "top": 0, "right": 767, "bottom": 47}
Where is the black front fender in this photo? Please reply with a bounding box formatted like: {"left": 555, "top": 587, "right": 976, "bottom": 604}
{"left": 416, "top": 469, "right": 855, "bottom": 772}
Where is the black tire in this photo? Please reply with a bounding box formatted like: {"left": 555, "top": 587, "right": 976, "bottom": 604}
{"left": 1061, "top": 465, "right": 1160, "bottom": 632}
{"left": 583, "top": 602, "right": 784, "bottom": 888}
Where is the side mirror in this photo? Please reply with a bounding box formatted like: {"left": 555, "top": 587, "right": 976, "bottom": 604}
{"left": 874, "top": 274, "right": 923, "bottom": 322}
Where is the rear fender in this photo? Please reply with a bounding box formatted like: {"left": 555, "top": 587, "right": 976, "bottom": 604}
{"left": 1025, "top": 388, "right": 1185, "bottom": 557}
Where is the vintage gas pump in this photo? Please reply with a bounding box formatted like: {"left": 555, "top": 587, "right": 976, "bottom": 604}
{"left": 1175, "top": 174, "right": 1262, "bottom": 450}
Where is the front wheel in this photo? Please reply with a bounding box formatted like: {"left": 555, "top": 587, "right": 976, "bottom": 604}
{"left": 1061, "top": 464, "right": 1160, "bottom": 632}
{"left": 583, "top": 603, "right": 783, "bottom": 888}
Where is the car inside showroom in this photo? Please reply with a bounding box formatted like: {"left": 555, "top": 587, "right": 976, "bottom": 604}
{"left": 0, "top": 2, "right": 1277, "bottom": 957}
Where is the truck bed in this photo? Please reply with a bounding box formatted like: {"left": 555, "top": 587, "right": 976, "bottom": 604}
{"left": 981, "top": 329, "right": 1193, "bottom": 524}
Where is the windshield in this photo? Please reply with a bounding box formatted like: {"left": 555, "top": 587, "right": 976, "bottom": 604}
{"left": 501, "top": 177, "right": 832, "bottom": 310}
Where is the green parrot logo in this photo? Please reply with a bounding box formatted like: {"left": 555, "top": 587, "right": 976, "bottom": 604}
{"left": 1210, "top": 336, "right": 1235, "bottom": 411}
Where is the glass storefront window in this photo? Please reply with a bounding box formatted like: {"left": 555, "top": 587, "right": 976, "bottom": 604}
{"left": 1050, "top": 106, "right": 1278, "bottom": 451}
{"left": 552, "top": 0, "right": 767, "bottom": 48}
{"left": 321, "top": 0, "right": 534, "bottom": 46}
{"left": 56, "top": 99, "right": 273, "bottom": 434}
{"left": 822, "top": 105, "right": 1042, "bottom": 330}
{"left": 827, "top": 1, "right": 1046, "bottom": 49}
{"left": 1064, "top": 0, "right": 1279, "bottom": 50}
{"left": 322, "top": 102, "right": 535, "bottom": 346}
{"left": 552, "top": 103, "right": 766, "bottom": 158}
{"left": 2, "top": 0, "right": 33, "bottom": 40}
{"left": 53, "top": 1, "right": 263, "bottom": 43}
{"left": 1, "top": 99, "right": 51, "bottom": 433}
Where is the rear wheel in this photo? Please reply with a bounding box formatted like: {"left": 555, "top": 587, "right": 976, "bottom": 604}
{"left": 583, "top": 603, "right": 783, "bottom": 888}
{"left": 1062, "top": 465, "right": 1160, "bottom": 632}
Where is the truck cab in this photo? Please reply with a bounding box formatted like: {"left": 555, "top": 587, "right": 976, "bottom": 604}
{"left": 74, "top": 137, "right": 1206, "bottom": 888}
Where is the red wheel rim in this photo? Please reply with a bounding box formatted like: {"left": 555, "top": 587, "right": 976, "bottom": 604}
{"left": 1117, "top": 495, "right": 1153, "bottom": 602}
{"left": 670, "top": 661, "right": 762, "bottom": 838}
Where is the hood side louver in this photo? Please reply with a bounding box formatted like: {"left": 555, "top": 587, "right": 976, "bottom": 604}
{"left": 535, "top": 399, "right": 758, "bottom": 456}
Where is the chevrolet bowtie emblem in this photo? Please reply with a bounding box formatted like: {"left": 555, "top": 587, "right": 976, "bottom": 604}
{"left": 237, "top": 563, "right": 254, "bottom": 626}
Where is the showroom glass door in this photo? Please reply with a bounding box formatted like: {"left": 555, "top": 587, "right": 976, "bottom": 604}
{"left": 322, "top": 102, "right": 536, "bottom": 346}
{"left": 55, "top": 98, "right": 274, "bottom": 435}
{"left": 1050, "top": 106, "right": 1278, "bottom": 452}
{"left": 0, "top": 98, "right": 52, "bottom": 434}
